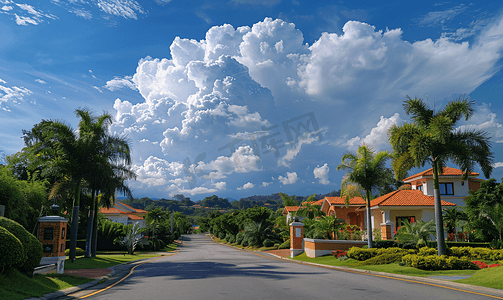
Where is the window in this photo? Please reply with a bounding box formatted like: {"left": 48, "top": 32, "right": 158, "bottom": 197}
{"left": 417, "top": 185, "right": 423, "bottom": 192}
{"left": 439, "top": 183, "right": 454, "bottom": 195}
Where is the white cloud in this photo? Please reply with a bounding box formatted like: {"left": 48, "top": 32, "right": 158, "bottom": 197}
{"left": 214, "top": 181, "right": 227, "bottom": 190}
{"left": 104, "top": 76, "right": 137, "bottom": 91}
{"left": 2, "top": 5, "right": 13, "bottom": 11}
{"left": 237, "top": 182, "right": 255, "bottom": 190}
{"left": 261, "top": 181, "right": 272, "bottom": 187}
{"left": 493, "top": 162, "right": 503, "bottom": 168}
{"left": 457, "top": 103, "right": 503, "bottom": 143}
{"left": 96, "top": 0, "right": 145, "bottom": 19}
{"left": 278, "top": 171, "right": 298, "bottom": 185}
{"left": 230, "top": 0, "right": 281, "bottom": 5}
{"left": 418, "top": 5, "right": 467, "bottom": 27}
{"left": 35, "top": 79, "right": 46, "bottom": 84}
{"left": 343, "top": 113, "right": 402, "bottom": 150}
{"left": 313, "top": 163, "right": 330, "bottom": 185}
{"left": 105, "top": 16, "right": 503, "bottom": 198}
{"left": 0, "top": 80, "right": 33, "bottom": 110}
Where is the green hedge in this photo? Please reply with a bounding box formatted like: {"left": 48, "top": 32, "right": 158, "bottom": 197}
{"left": 426, "top": 241, "right": 490, "bottom": 248}
{"left": 278, "top": 239, "right": 290, "bottom": 249}
{"left": 0, "top": 217, "right": 42, "bottom": 274}
{"left": 0, "top": 226, "right": 24, "bottom": 271}
{"left": 347, "top": 247, "right": 416, "bottom": 261}
{"left": 361, "top": 253, "right": 406, "bottom": 265}
{"left": 64, "top": 247, "right": 85, "bottom": 257}
{"left": 449, "top": 247, "right": 503, "bottom": 260}
{"left": 402, "top": 254, "right": 478, "bottom": 270}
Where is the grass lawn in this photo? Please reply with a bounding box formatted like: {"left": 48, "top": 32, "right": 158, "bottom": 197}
{"left": 0, "top": 242, "right": 179, "bottom": 299}
{"left": 456, "top": 266, "right": 503, "bottom": 289}
{"left": 0, "top": 268, "right": 93, "bottom": 300}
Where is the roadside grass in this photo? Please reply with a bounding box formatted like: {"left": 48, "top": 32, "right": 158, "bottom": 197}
{"left": 0, "top": 268, "right": 93, "bottom": 300}
{"left": 291, "top": 253, "right": 478, "bottom": 277}
{"left": 455, "top": 266, "right": 503, "bottom": 289}
{"left": 65, "top": 253, "right": 158, "bottom": 270}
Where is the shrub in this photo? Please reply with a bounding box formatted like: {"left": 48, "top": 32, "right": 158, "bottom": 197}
{"left": 0, "top": 217, "right": 42, "bottom": 274}
{"left": 262, "top": 239, "right": 275, "bottom": 247}
{"left": 236, "top": 232, "right": 245, "bottom": 245}
{"left": 0, "top": 226, "right": 24, "bottom": 273}
{"left": 374, "top": 240, "right": 398, "bottom": 248}
{"left": 361, "top": 253, "right": 406, "bottom": 265}
{"left": 241, "top": 239, "right": 249, "bottom": 247}
{"left": 417, "top": 247, "right": 437, "bottom": 256}
{"left": 450, "top": 247, "right": 492, "bottom": 259}
{"left": 347, "top": 247, "right": 414, "bottom": 261}
{"left": 278, "top": 239, "right": 290, "bottom": 249}
{"left": 347, "top": 247, "right": 378, "bottom": 261}
{"left": 401, "top": 254, "right": 478, "bottom": 270}
{"left": 65, "top": 247, "right": 85, "bottom": 257}
{"left": 225, "top": 233, "right": 236, "bottom": 244}
{"left": 332, "top": 250, "right": 347, "bottom": 258}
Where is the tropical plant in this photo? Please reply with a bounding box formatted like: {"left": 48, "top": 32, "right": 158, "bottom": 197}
{"left": 279, "top": 193, "right": 299, "bottom": 206}
{"left": 242, "top": 221, "right": 277, "bottom": 247}
{"left": 336, "top": 144, "right": 389, "bottom": 247}
{"left": 146, "top": 208, "right": 167, "bottom": 250}
{"left": 313, "top": 215, "right": 345, "bottom": 240}
{"left": 465, "top": 179, "right": 503, "bottom": 242}
{"left": 115, "top": 222, "right": 148, "bottom": 255}
{"left": 389, "top": 95, "right": 494, "bottom": 255}
{"left": 395, "top": 219, "right": 436, "bottom": 249}
{"left": 443, "top": 207, "right": 468, "bottom": 241}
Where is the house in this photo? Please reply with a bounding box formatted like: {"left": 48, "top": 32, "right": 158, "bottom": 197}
{"left": 403, "top": 167, "right": 482, "bottom": 206}
{"left": 317, "top": 167, "right": 481, "bottom": 238}
{"left": 320, "top": 197, "right": 366, "bottom": 229}
{"left": 282, "top": 206, "right": 301, "bottom": 224}
{"left": 100, "top": 202, "right": 148, "bottom": 228}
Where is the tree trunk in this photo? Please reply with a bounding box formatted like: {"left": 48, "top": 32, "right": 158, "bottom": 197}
{"left": 85, "top": 189, "right": 96, "bottom": 258}
{"left": 433, "top": 161, "right": 447, "bottom": 255}
{"left": 366, "top": 189, "right": 373, "bottom": 248}
{"left": 69, "top": 182, "right": 81, "bottom": 262}
{"left": 91, "top": 198, "right": 98, "bottom": 257}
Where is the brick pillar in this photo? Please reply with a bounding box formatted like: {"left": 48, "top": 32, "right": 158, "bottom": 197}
{"left": 290, "top": 221, "right": 304, "bottom": 258}
{"left": 38, "top": 216, "right": 68, "bottom": 274}
{"left": 380, "top": 220, "right": 394, "bottom": 240}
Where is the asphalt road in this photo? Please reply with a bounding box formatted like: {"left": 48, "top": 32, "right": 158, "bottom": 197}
{"left": 81, "top": 234, "right": 498, "bottom": 300}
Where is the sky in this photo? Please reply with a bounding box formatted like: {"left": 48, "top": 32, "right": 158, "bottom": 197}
{"left": 1, "top": 0, "right": 503, "bottom": 201}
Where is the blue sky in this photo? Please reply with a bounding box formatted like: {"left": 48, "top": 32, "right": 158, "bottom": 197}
{"left": 1, "top": 0, "right": 503, "bottom": 200}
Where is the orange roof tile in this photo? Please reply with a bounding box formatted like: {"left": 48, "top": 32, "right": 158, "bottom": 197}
{"left": 100, "top": 207, "right": 127, "bottom": 214}
{"left": 127, "top": 214, "right": 144, "bottom": 220}
{"left": 118, "top": 202, "right": 148, "bottom": 213}
{"left": 283, "top": 206, "right": 300, "bottom": 212}
{"left": 370, "top": 190, "right": 456, "bottom": 207}
{"left": 324, "top": 196, "right": 366, "bottom": 205}
{"left": 404, "top": 167, "right": 479, "bottom": 182}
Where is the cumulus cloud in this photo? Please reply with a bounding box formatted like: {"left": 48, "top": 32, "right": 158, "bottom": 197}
{"left": 313, "top": 163, "right": 330, "bottom": 185}
{"left": 106, "top": 16, "right": 503, "bottom": 198}
{"left": 278, "top": 171, "right": 298, "bottom": 185}
{"left": 213, "top": 181, "right": 227, "bottom": 190}
{"left": 457, "top": 103, "right": 503, "bottom": 143}
{"left": 237, "top": 182, "right": 255, "bottom": 190}
{"left": 494, "top": 162, "right": 503, "bottom": 168}
{"left": 104, "top": 76, "right": 137, "bottom": 91}
{"left": 343, "top": 113, "right": 402, "bottom": 150}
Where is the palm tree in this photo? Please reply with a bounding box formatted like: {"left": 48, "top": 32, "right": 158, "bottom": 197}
{"left": 146, "top": 208, "right": 167, "bottom": 250}
{"left": 336, "top": 144, "right": 389, "bottom": 248}
{"left": 388, "top": 96, "right": 493, "bottom": 255}
{"left": 314, "top": 215, "right": 345, "bottom": 240}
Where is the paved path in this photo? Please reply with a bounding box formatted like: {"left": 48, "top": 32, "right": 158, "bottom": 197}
{"left": 64, "top": 234, "right": 502, "bottom": 300}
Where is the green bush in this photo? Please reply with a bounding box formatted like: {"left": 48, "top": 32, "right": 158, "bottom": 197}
{"left": 417, "top": 247, "right": 438, "bottom": 256}
{"left": 374, "top": 240, "right": 398, "bottom": 248}
{"left": 236, "top": 232, "right": 245, "bottom": 245}
{"left": 262, "top": 239, "right": 275, "bottom": 247}
{"left": 450, "top": 246, "right": 493, "bottom": 259}
{"left": 401, "top": 254, "right": 478, "bottom": 270}
{"left": 241, "top": 239, "right": 249, "bottom": 247}
{"left": 347, "top": 247, "right": 378, "bottom": 261}
{"left": 0, "top": 217, "right": 42, "bottom": 274}
{"left": 0, "top": 226, "right": 24, "bottom": 272}
{"left": 361, "top": 253, "right": 407, "bottom": 265}
{"left": 225, "top": 233, "right": 236, "bottom": 244}
{"left": 278, "top": 239, "right": 290, "bottom": 249}
{"left": 65, "top": 247, "right": 85, "bottom": 257}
